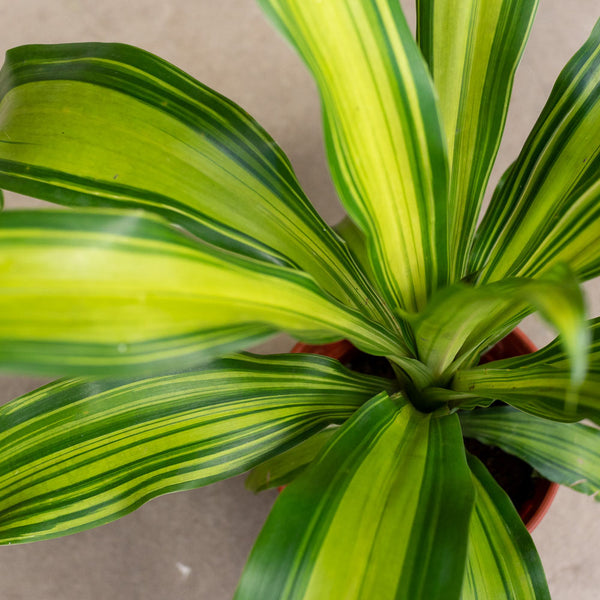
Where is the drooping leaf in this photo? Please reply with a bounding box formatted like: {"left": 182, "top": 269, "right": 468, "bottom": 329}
{"left": 235, "top": 392, "right": 474, "bottom": 600}
{"left": 411, "top": 264, "right": 587, "bottom": 384}
{"left": 471, "top": 18, "right": 600, "bottom": 283}
{"left": 417, "top": 0, "right": 538, "bottom": 279}
{"left": 0, "top": 208, "right": 409, "bottom": 375}
{"left": 461, "top": 406, "right": 600, "bottom": 499}
{"left": 507, "top": 315, "right": 600, "bottom": 370}
{"left": 0, "top": 352, "right": 391, "bottom": 544}
{"left": 245, "top": 427, "right": 337, "bottom": 492}
{"left": 461, "top": 454, "right": 550, "bottom": 600}
{"left": 0, "top": 43, "right": 396, "bottom": 327}
{"left": 259, "top": 0, "right": 450, "bottom": 313}
{"left": 452, "top": 318, "right": 600, "bottom": 422}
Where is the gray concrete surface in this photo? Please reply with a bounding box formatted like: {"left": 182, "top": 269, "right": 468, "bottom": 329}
{"left": 0, "top": 1, "right": 598, "bottom": 598}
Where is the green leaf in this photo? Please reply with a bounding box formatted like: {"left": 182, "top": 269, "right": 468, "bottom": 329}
{"left": 461, "top": 406, "right": 600, "bottom": 499}
{"left": 454, "top": 364, "right": 600, "bottom": 423}
{"left": 412, "top": 264, "right": 587, "bottom": 384}
{"left": 258, "top": 0, "right": 450, "bottom": 313}
{"left": 0, "top": 352, "right": 390, "bottom": 544}
{"left": 471, "top": 18, "right": 600, "bottom": 283}
{"left": 452, "top": 318, "right": 600, "bottom": 422}
{"left": 235, "top": 392, "right": 474, "bottom": 600}
{"left": 462, "top": 454, "right": 550, "bottom": 600}
{"left": 0, "top": 43, "right": 395, "bottom": 327}
{"left": 245, "top": 427, "right": 337, "bottom": 492}
{"left": 417, "top": 0, "right": 538, "bottom": 279}
{"left": 0, "top": 208, "right": 409, "bottom": 375}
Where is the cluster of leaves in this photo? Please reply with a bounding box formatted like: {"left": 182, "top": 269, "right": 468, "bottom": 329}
{"left": 0, "top": 0, "right": 599, "bottom": 598}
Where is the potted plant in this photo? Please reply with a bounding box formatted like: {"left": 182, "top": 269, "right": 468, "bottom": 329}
{"left": 0, "top": 0, "right": 598, "bottom": 597}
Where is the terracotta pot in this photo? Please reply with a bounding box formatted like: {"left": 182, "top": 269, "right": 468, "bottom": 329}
{"left": 291, "top": 329, "right": 559, "bottom": 533}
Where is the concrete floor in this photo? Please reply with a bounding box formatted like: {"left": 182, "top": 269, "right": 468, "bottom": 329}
{"left": 0, "top": 0, "right": 598, "bottom": 598}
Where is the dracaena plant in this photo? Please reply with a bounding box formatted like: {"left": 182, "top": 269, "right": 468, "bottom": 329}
{"left": 0, "top": 0, "right": 599, "bottom": 598}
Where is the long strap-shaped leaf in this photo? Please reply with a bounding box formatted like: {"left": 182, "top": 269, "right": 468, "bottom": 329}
{"left": 235, "top": 392, "right": 474, "bottom": 600}
{"left": 461, "top": 455, "right": 550, "bottom": 600}
{"left": 452, "top": 318, "right": 600, "bottom": 422}
{"left": 0, "top": 43, "right": 395, "bottom": 327}
{"left": 259, "top": 0, "right": 450, "bottom": 313}
{"left": 454, "top": 364, "right": 600, "bottom": 423}
{"left": 417, "top": 0, "right": 538, "bottom": 279}
{"left": 0, "top": 208, "right": 408, "bottom": 375}
{"left": 0, "top": 352, "right": 392, "bottom": 544}
{"left": 461, "top": 407, "right": 600, "bottom": 500}
{"left": 471, "top": 18, "right": 600, "bottom": 283}
{"left": 411, "top": 264, "right": 587, "bottom": 383}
